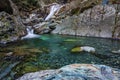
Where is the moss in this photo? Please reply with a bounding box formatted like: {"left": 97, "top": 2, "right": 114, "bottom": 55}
{"left": 14, "top": 62, "right": 50, "bottom": 77}
{"left": 71, "top": 8, "right": 81, "bottom": 15}
{"left": 28, "top": 48, "right": 43, "bottom": 53}
{"left": 23, "top": 65, "right": 39, "bottom": 73}
{"left": 42, "top": 47, "right": 50, "bottom": 53}
{"left": 14, "top": 63, "right": 39, "bottom": 76}
{"left": 71, "top": 47, "right": 82, "bottom": 53}
{"left": 64, "top": 39, "right": 78, "bottom": 42}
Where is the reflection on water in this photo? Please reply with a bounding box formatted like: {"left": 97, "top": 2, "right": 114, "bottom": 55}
{"left": 0, "top": 34, "right": 120, "bottom": 79}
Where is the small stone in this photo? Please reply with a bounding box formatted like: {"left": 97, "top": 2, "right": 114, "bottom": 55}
{"left": 71, "top": 46, "right": 95, "bottom": 53}
{"left": 6, "top": 52, "right": 13, "bottom": 56}
{"left": 112, "top": 50, "right": 120, "bottom": 54}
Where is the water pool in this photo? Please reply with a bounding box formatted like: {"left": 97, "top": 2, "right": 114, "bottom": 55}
{"left": 0, "top": 34, "right": 120, "bottom": 80}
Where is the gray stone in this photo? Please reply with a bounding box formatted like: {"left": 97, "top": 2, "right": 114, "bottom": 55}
{"left": 52, "top": 4, "right": 120, "bottom": 39}
{"left": 17, "top": 64, "right": 120, "bottom": 80}
{"left": 0, "top": 11, "right": 26, "bottom": 44}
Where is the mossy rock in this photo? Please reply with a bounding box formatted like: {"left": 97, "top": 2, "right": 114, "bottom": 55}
{"left": 23, "top": 65, "right": 39, "bottom": 73}
{"left": 71, "top": 47, "right": 82, "bottom": 53}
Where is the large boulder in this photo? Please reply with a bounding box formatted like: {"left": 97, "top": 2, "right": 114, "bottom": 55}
{"left": 17, "top": 64, "right": 120, "bottom": 80}
{"left": 52, "top": 4, "right": 120, "bottom": 39}
{"left": 0, "top": 12, "right": 26, "bottom": 44}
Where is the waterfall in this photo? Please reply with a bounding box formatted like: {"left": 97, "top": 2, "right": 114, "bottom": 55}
{"left": 45, "top": 3, "right": 62, "bottom": 21}
{"left": 21, "top": 26, "right": 39, "bottom": 39}
{"left": 22, "top": 3, "right": 63, "bottom": 39}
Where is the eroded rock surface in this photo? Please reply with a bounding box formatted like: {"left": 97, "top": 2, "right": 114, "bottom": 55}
{"left": 17, "top": 64, "right": 120, "bottom": 80}
{"left": 52, "top": 4, "right": 120, "bottom": 38}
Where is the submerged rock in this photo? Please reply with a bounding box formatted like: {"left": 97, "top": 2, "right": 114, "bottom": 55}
{"left": 112, "top": 50, "right": 120, "bottom": 54}
{"left": 17, "top": 64, "right": 120, "bottom": 80}
{"left": 0, "top": 62, "right": 20, "bottom": 80}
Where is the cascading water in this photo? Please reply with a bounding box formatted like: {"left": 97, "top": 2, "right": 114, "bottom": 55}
{"left": 45, "top": 3, "right": 62, "bottom": 21}
{"left": 21, "top": 26, "right": 39, "bottom": 39}
{"left": 22, "top": 3, "right": 63, "bottom": 40}
{"left": 24, "top": 3, "right": 63, "bottom": 39}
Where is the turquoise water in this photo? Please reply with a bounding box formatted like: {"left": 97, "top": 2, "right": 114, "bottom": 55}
{"left": 0, "top": 34, "right": 120, "bottom": 79}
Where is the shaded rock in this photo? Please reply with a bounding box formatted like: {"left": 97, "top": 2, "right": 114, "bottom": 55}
{"left": 17, "top": 64, "right": 120, "bottom": 80}
{"left": 23, "top": 13, "right": 44, "bottom": 26}
{"left": 0, "top": 11, "right": 26, "bottom": 44}
{"left": 49, "top": 23, "right": 57, "bottom": 30}
{"left": 0, "top": 0, "right": 13, "bottom": 14}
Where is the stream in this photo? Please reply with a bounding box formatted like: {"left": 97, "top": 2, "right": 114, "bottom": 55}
{"left": 0, "top": 34, "right": 120, "bottom": 80}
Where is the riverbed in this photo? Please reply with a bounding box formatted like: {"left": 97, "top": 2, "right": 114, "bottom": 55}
{"left": 0, "top": 34, "right": 120, "bottom": 80}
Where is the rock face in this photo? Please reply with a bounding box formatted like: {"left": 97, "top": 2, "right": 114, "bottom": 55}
{"left": 1, "top": 0, "right": 120, "bottom": 44}
{"left": 0, "top": 12, "right": 26, "bottom": 44}
{"left": 17, "top": 64, "right": 120, "bottom": 80}
{"left": 52, "top": 4, "right": 120, "bottom": 39}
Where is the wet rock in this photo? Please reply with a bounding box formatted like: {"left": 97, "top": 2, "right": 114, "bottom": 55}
{"left": 17, "top": 64, "right": 120, "bottom": 80}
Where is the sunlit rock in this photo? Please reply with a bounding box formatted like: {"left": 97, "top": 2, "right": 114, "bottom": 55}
{"left": 17, "top": 64, "right": 120, "bottom": 80}
{"left": 52, "top": 4, "right": 120, "bottom": 39}
{"left": 71, "top": 46, "right": 95, "bottom": 53}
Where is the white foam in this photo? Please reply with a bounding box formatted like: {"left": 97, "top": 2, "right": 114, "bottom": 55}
{"left": 21, "top": 27, "right": 39, "bottom": 39}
